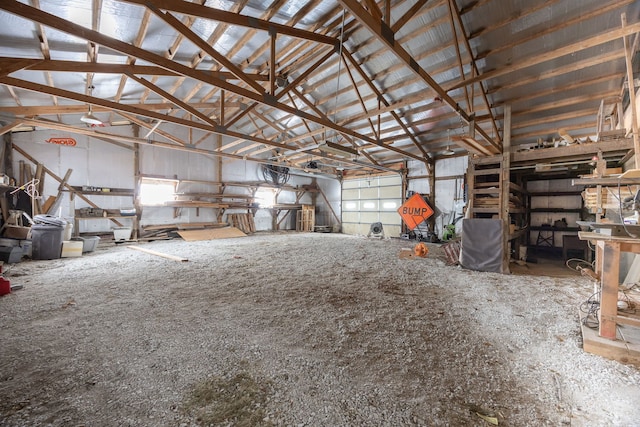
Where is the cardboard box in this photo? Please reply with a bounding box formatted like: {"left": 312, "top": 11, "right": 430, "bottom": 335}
{"left": 3, "top": 225, "right": 30, "bottom": 240}
{"left": 61, "top": 240, "right": 83, "bottom": 258}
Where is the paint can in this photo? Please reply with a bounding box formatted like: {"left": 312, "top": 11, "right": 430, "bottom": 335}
{"left": 0, "top": 277, "right": 11, "bottom": 296}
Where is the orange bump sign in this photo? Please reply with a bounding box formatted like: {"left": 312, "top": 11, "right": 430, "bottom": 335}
{"left": 397, "top": 193, "right": 434, "bottom": 230}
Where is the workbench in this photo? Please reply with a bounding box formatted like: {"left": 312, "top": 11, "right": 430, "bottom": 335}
{"left": 578, "top": 231, "right": 640, "bottom": 365}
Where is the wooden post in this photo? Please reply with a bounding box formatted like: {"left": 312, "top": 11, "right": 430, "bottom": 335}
{"left": 132, "top": 124, "right": 141, "bottom": 240}
{"left": 466, "top": 158, "right": 475, "bottom": 219}
{"left": 428, "top": 157, "right": 436, "bottom": 235}
{"left": 622, "top": 13, "right": 640, "bottom": 168}
{"left": 33, "top": 163, "right": 44, "bottom": 214}
{"left": 502, "top": 105, "right": 512, "bottom": 272}
{"left": 2, "top": 133, "right": 13, "bottom": 181}
{"left": 600, "top": 241, "right": 621, "bottom": 339}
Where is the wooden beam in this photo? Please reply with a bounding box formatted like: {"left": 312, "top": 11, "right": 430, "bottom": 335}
{"left": 116, "top": 112, "right": 185, "bottom": 147}
{"left": 0, "top": 2, "right": 375, "bottom": 147}
{"left": 447, "top": 0, "right": 470, "bottom": 111}
{"left": 125, "top": 73, "right": 218, "bottom": 128}
{"left": 0, "top": 101, "right": 236, "bottom": 116}
{"left": 341, "top": 50, "right": 430, "bottom": 159}
{"left": 513, "top": 138, "right": 634, "bottom": 164}
{"left": 449, "top": 20, "right": 640, "bottom": 91}
{"left": 19, "top": 117, "right": 397, "bottom": 174}
{"left": 270, "top": 32, "right": 276, "bottom": 95}
{"left": 8, "top": 58, "right": 268, "bottom": 81}
{"left": 362, "top": 0, "right": 383, "bottom": 21}
{"left": 448, "top": 0, "right": 499, "bottom": 141}
{"left": 120, "top": 0, "right": 338, "bottom": 46}
{"left": 475, "top": 0, "right": 634, "bottom": 61}
{"left": 128, "top": 245, "right": 188, "bottom": 262}
{"left": 0, "top": 121, "right": 24, "bottom": 136}
{"left": 338, "top": 0, "right": 498, "bottom": 151}
{"left": 147, "top": 3, "right": 266, "bottom": 94}
{"left": 487, "top": 49, "right": 626, "bottom": 96}
{"left": 501, "top": 105, "right": 511, "bottom": 271}
{"left": 622, "top": 13, "right": 640, "bottom": 168}
{"left": 391, "top": 0, "right": 430, "bottom": 33}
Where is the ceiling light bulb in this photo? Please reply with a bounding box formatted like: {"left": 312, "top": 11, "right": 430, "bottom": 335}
{"left": 81, "top": 105, "right": 102, "bottom": 125}
{"left": 443, "top": 146, "right": 455, "bottom": 156}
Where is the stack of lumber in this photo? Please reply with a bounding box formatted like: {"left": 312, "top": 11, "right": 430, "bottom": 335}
{"left": 583, "top": 186, "right": 639, "bottom": 212}
{"left": 227, "top": 213, "right": 256, "bottom": 234}
{"left": 139, "top": 222, "right": 228, "bottom": 240}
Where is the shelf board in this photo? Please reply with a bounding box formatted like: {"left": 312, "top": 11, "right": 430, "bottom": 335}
{"left": 530, "top": 226, "right": 580, "bottom": 232}
{"left": 474, "top": 188, "right": 500, "bottom": 194}
{"left": 528, "top": 191, "right": 582, "bottom": 196}
{"left": 76, "top": 215, "right": 136, "bottom": 219}
{"left": 70, "top": 186, "right": 134, "bottom": 196}
{"left": 530, "top": 208, "right": 583, "bottom": 213}
{"left": 472, "top": 168, "right": 501, "bottom": 176}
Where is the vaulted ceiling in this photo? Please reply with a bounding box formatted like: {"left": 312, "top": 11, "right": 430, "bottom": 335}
{"left": 0, "top": 0, "right": 638, "bottom": 175}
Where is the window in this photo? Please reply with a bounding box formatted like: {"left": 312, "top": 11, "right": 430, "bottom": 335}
{"left": 363, "top": 202, "right": 376, "bottom": 209}
{"left": 139, "top": 178, "right": 177, "bottom": 205}
{"left": 383, "top": 202, "right": 397, "bottom": 209}
{"left": 254, "top": 188, "right": 276, "bottom": 208}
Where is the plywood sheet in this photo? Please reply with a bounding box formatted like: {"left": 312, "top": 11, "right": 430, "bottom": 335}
{"left": 177, "top": 227, "right": 247, "bottom": 241}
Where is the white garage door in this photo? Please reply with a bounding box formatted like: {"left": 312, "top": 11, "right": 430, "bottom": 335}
{"left": 341, "top": 174, "right": 403, "bottom": 237}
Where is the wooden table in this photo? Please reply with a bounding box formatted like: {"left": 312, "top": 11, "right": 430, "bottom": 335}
{"left": 578, "top": 231, "right": 640, "bottom": 339}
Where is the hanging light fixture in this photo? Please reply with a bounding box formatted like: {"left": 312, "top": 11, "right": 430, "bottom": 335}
{"left": 442, "top": 129, "right": 455, "bottom": 155}
{"left": 80, "top": 105, "right": 102, "bottom": 125}
{"left": 81, "top": 86, "right": 102, "bottom": 125}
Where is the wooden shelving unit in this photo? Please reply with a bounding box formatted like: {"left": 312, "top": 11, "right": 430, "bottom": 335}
{"left": 524, "top": 185, "right": 586, "bottom": 255}
{"left": 467, "top": 155, "right": 527, "bottom": 240}
{"left": 70, "top": 186, "right": 138, "bottom": 239}
{"left": 296, "top": 205, "right": 315, "bottom": 232}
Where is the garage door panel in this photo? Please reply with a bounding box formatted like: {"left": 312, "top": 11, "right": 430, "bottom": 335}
{"left": 342, "top": 180, "right": 360, "bottom": 189}
{"left": 385, "top": 225, "right": 401, "bottom": 236}
{"left": 342, "top": 223, "right": 360, "bottom": 234}
{"left": 360, "top": 187, "right": 378, "bottom": 198}
{"left": 380, "top": 212, "right": 400, "bottom": 224}
{"left": 343, "top": 201, "right": 359, "bottom": 211}
{"left": 360, "top": 199, "right": 378, "bottom": 210}
{"left": 342, "top": 212, "right": 360, "bottom": 223}
{"left": 342, "top": 175, "right": 401, "bottom": 236}
{"left": 380, "top": 186, "right": 400, "bottom": 198}
{"left": 379, "top": 176, "right": 401, "bottom": 186}
{"left": 342, "top": 188, "right": 360, "bottom": 200}
{"left": 360, "top": 212, "right": 380, "bottom": 223}
{"left": 380, "top": 200, "right": 401, "bottom": 210}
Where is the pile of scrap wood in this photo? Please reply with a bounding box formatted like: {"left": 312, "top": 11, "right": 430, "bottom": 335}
{"left": 227, "top": 213, "right": 255, "bottom": 234}
{"left": 138, "top": 222, "right": 228, "bottom": 240}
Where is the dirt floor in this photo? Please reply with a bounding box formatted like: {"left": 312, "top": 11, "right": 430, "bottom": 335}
{"left": 1, "top": 232, "right": 639, "bottom": 426}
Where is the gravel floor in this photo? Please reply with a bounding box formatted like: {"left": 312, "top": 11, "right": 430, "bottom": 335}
{"left": 0, "top": 232, "right": 639, "bottom": 426}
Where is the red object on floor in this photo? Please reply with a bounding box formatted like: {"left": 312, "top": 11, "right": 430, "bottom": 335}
{"left": 0, "top": 277, "right": 10, "bottom": 296}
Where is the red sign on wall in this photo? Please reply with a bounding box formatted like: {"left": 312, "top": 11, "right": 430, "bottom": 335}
{"left": 397, "top": 193, "right": 434, "bottom": 230}
{"left": 45, "top": 137, "right": 77, "bottom": 147}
